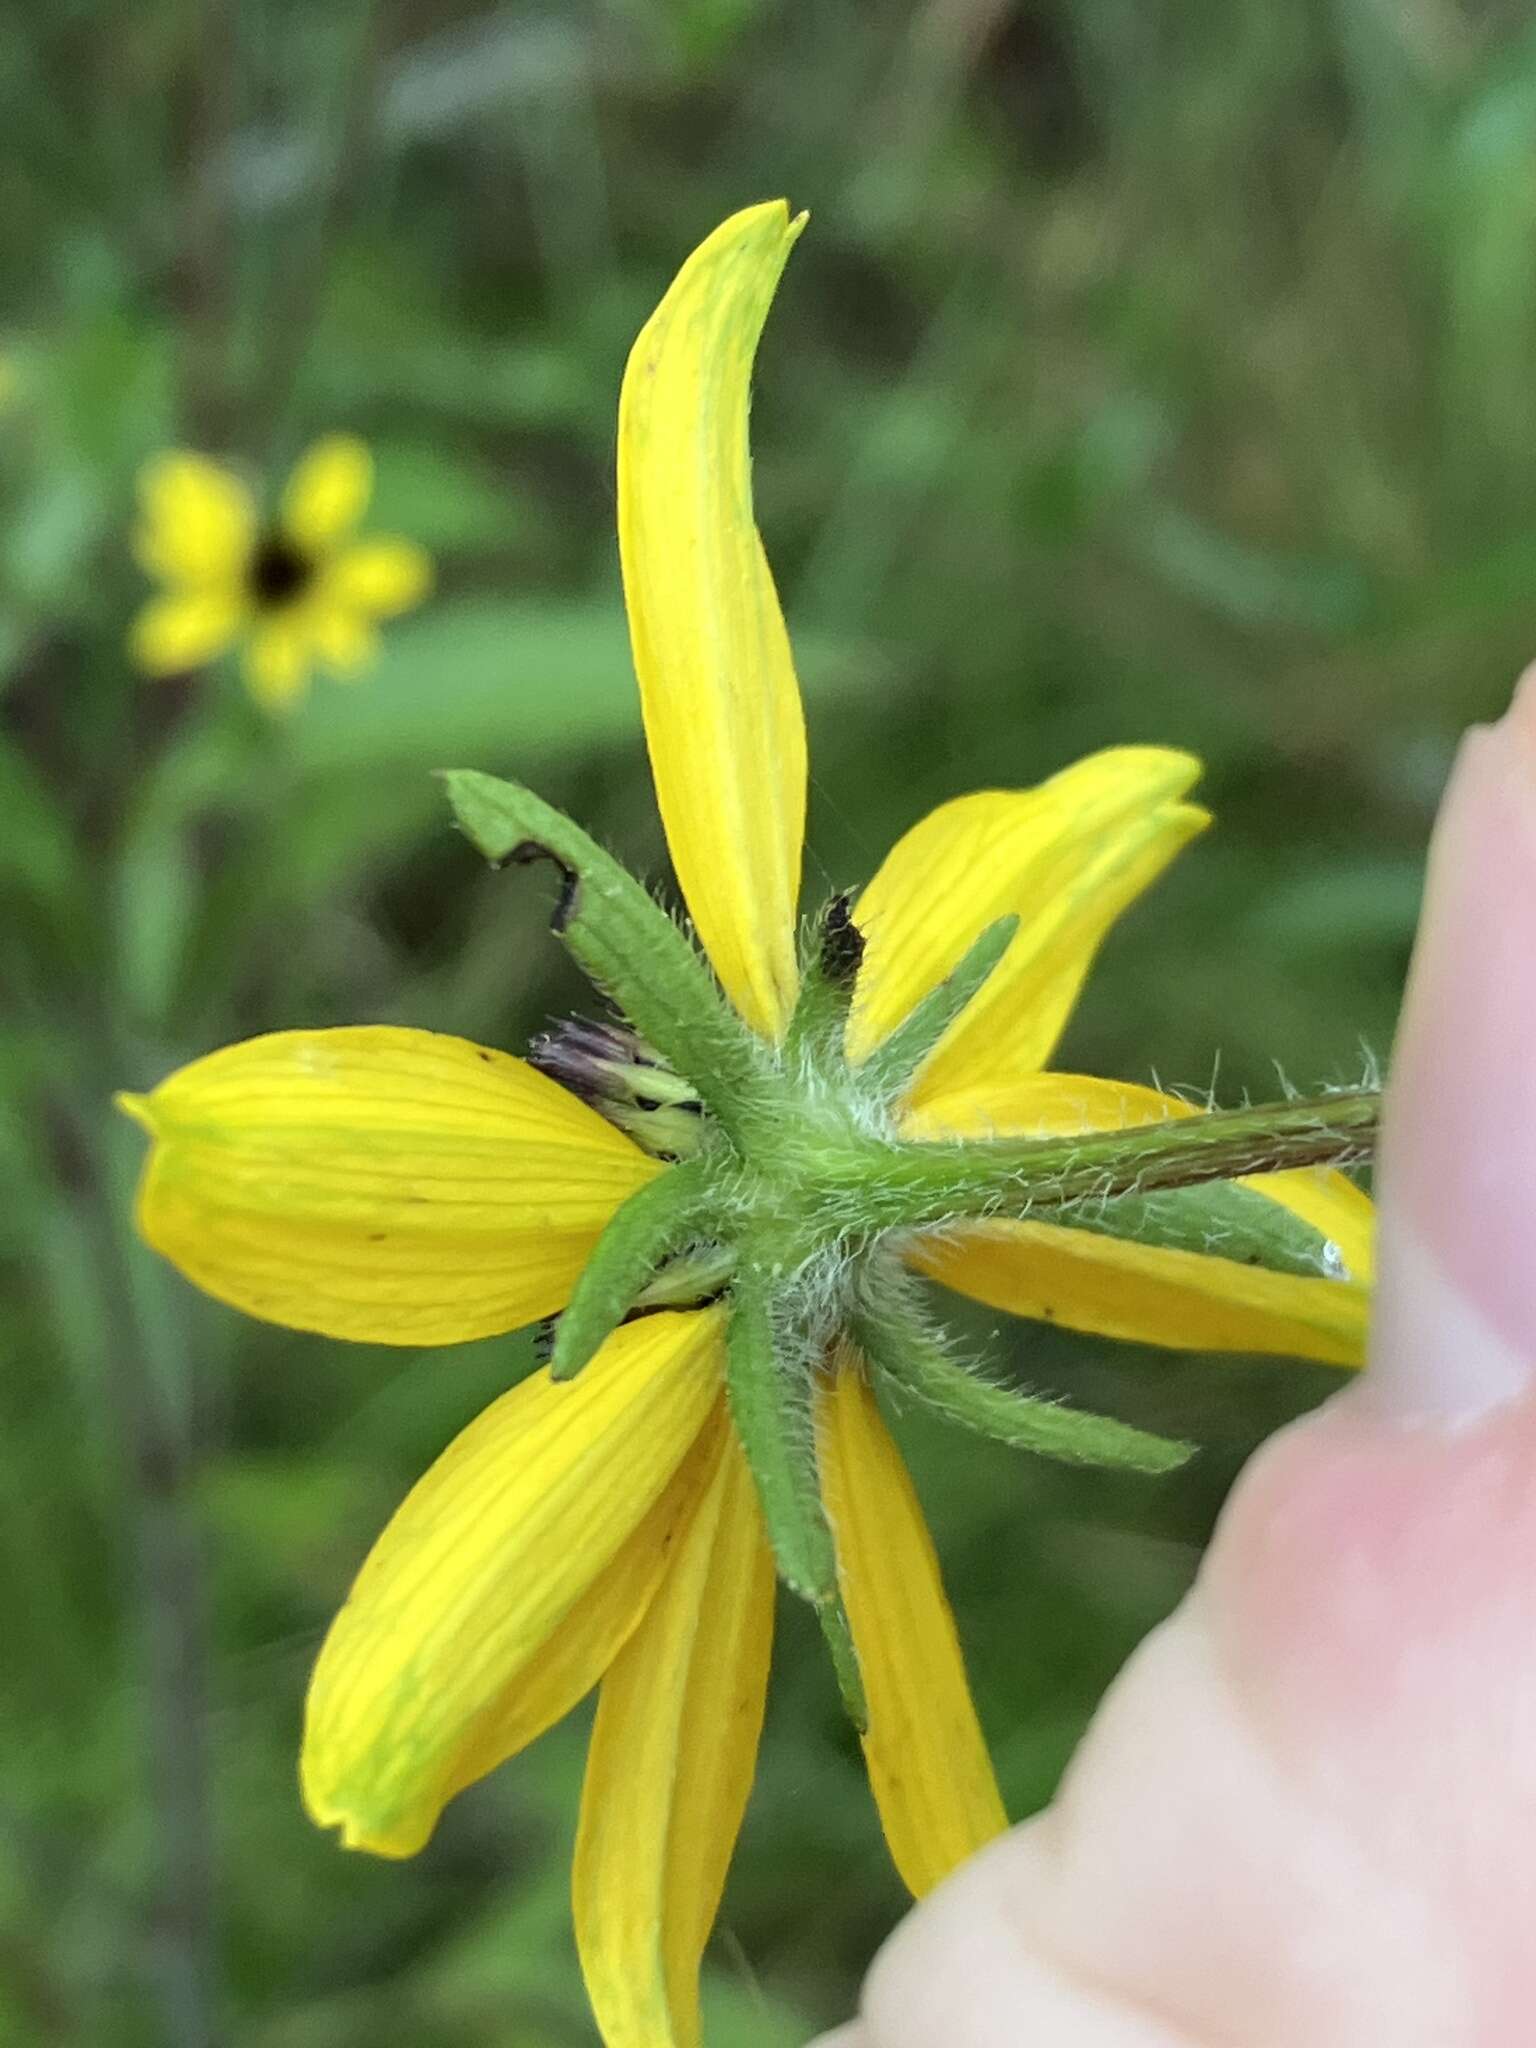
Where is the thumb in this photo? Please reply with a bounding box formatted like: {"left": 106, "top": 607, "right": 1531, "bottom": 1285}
{"left": 1359, "top": 673, "right": 1536, "bottom": 1421}
{"left": 816, "top": 676, "right": 1536, "bottom": 2048}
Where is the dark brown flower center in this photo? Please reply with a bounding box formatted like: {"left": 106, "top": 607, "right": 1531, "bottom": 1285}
{"left": 249, "top": 533, "right": 314, "bottom": 608}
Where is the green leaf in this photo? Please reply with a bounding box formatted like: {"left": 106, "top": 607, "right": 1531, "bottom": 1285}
{"left": 367, "top": 440, "right": 534, "bottom": 550}
{"left": 294, "top": 600, "right": 639, "bottom": 775}
{"left": 292, "top": 597, "right": 882, "bottom": 778}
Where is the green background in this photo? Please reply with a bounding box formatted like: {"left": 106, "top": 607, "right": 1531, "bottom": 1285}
{"left": 2, "top": 1, "right": 1526, "bottom": 2040}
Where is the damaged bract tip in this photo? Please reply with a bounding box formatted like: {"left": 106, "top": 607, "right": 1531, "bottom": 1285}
{"left": 502, "top": 839, "right": 580, "bottom": 933}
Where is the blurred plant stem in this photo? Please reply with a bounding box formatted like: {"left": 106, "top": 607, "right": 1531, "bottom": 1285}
{"left": 251, "top": 2, "right": 384, "bottom": 453}
{"left": 93, "top": 1105, "right": 218, "bottom": 2048}
{"left": 178, "top": 0, "right": 239, "bottom": 448}
{"left": 5, "top": 920, "right": 219, "bottom": 2047}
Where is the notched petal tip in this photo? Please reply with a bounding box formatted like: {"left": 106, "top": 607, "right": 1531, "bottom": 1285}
{"left": 300, "top": 1778, "right": 425, "bottom": 1861}
{"left": 114, "top": 1090, "right": 157, "bottom": 1138}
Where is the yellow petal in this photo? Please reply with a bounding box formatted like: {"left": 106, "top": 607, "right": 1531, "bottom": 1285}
{"left": 903, "top": 1070, "right": 1376, "bottom": 1283}
{"left": 817, "top": 1353, "right": 1007, "bottom": 1897}
{"left": 302, "top": 1308, "right": 725, "bottom": 1857}
{"left": 134, "top": 451, "right": 255, "bottom": 586}
{"left": 281, "top": 433, "right": 373, "bottom": 551}
{"left": 847, "top": 749, "right": 1207, "bottom": 1095}
{"left": 309, "top": 602, "right": 378, "bottom": 675}
{"left": 119, "top": 1026, "right": 661, "bottom": 1344}
{"left": 618, "top": 201, "right": 808, "bottom": 1041}
{"left": 913, "top": 1220, "right": 1368, "bottom": 1365}
{"left": 129, "top": 587, "right": 245, "bottom": 674}
{"left": 574, "top": 1423, "right": 774, "bottom": 2048}
{"left": 325, "top": 538, "right": 433, "bottom": 616}
{"left": 440, "top": 1403, "right": 730, "bottom": 1808}
{"left": 244, "top": 617, "right": 312, "bottom": 711}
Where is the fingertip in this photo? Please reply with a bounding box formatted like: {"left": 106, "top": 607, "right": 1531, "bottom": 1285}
{"left": 1503, "top": 655, "right": 1536, "bottom": 771}
{"left": 858, "top": 1830, "right": 1200, "bottom": 2046}
{"left": 1364, "top": 679, "right": 1536, "bottom": 1418}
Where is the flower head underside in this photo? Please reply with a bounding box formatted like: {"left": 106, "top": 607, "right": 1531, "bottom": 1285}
{"left": 117, "top": 205, "right": 1375, "bottom": 2048}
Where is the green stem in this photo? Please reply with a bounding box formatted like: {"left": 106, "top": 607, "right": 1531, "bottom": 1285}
{"left": 852, "top": 1090, "right": 1379, "bottom": 1235}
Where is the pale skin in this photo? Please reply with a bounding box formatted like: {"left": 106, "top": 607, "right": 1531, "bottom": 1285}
{"left": 812, "top": 674, "right": 1536, "bottom": 2048}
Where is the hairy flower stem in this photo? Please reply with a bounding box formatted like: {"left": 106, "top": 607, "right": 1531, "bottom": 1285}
{"left": 847, "top": 1090, "right": 1379, "bottom": 1235}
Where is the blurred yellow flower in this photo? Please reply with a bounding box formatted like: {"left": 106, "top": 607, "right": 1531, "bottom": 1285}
{"left": 129, "top": 435, "right": 431, "bottom": 711}
{"left": 118, "top": 208, "right": 1375, "bottom": 2048}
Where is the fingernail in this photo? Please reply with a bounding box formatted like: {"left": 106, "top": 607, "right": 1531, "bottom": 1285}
{"left": 1363, "top": 666, "right": 1536, "bottom": 1419}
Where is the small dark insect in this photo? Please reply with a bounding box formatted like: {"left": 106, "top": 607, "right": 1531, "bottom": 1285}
{"left": 819, "top": 890, "right": 865, "bottom": 990}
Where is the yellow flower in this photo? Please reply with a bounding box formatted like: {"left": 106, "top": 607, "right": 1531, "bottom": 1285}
{"left": 118, "top": 207, "right": 1374, "bottom": 2047}
{"left": 129, "top": 435, "right": 431, "bottom": 711}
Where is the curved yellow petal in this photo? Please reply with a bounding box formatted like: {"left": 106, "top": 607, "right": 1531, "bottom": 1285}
{"left": 618, "top": 201, "right": 808, "bottom": 1040}
{"left": 816, "top": 1353, "right": 1007, "bottom": 1897}
{"left": 244, "top": 617, "right": 312, "bottom": 711}
{"left": 440, "top": 1402, "right": 730, "bottom": 1809}
{"left": 847, "top": 749, "right": 1207, "bottom": 1095}
{"left": 134, "top": 451, "right": 255, "bottom": 586}
{"left": 281, "top": 433, "right": 373, "bottom": 552}
{"left": 903, "top": 1071, "right": 1376, "bottom": 1285}
{"left": 326, "top": 538, "right": 433, "bottom": 616}
{"left": 302, "top": 1308, "right": 725, "bottom": 1857}
{"left": 119, "top": 1026, "right": 661, "bottom": 1344}
{"left": 574, "top": 1423, "right": 774, "bottom": 2048}
{"left": 129, "top": 587, "right": 245, "bottom": 674}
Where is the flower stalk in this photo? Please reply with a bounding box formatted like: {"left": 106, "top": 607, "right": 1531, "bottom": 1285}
{"left": 839, "top": 1090, "right": 1379, "bottom": 1235}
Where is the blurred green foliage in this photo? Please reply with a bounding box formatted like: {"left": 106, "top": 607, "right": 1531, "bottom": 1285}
{"left": 2, "top": 0, "right": 1529, "bottom": 2040}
